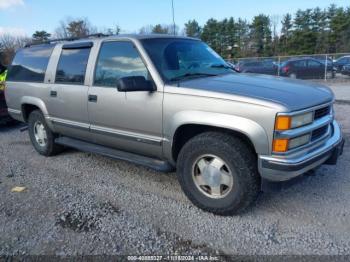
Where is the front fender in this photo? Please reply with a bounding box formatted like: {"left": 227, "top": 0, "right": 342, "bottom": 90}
{"left": 165, "top": 110, "right": 269, "bottom": 161}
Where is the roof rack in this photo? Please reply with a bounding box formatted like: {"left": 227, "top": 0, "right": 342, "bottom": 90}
{"left": 24, "top": 33, "right": 110, "bottom": 48}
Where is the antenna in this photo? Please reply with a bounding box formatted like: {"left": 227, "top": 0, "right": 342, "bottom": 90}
{"left": 171, "top": 0, "right": 176, "bottom": 35}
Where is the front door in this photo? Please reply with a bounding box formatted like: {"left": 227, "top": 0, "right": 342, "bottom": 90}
{"left": 87, "top": 40, "right": 163, "bottom": 158}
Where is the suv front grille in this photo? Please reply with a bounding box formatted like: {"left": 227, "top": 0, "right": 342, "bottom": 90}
{"left": 311, "top": 125, "right": 329, "bottom": 141}
{"left": 314, "top": 106, "right": 331, "bottom": 120}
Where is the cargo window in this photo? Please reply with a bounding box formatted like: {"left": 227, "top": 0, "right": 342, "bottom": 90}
{"left": 7, "top": 44, "right": 54, "bottom": 82}
{"left": 55, "top": 46, "right": 91, "bottom": 85}
{"left": 94, "top": 41, "right": 148, "bottom": 87}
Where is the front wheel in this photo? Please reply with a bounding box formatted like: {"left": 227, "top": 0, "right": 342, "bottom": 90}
{"left": 28, "top": 110, "right": 64, "bottom": 156}
{"left": 176, "top": 132, "right": 260, "bottom": 215}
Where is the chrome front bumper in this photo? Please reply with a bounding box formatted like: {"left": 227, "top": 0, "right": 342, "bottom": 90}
{"left": 258, "top": 120, "right": 344, "bottom": 181}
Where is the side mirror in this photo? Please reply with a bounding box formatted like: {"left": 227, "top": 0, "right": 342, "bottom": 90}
{"left": 117, "top": 76, "right": 156, "bottom": 92}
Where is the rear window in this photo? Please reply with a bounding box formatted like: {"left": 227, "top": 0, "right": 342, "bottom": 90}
{"left": 7, "top": 44, "right": 54, "bottom": 82}
{"left": 293, "top": 60, "right": 307, "bottom": 68}
{"left": 55, "top": 47, "right": 91, "bottom": 85}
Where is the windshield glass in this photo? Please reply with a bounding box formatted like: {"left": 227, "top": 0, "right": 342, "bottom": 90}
{"left": 141, "top": 38, "right": 233, "bottom": 82}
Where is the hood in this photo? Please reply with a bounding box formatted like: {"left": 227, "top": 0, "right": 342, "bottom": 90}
{"left": 177, "top": 73, "right": 334, "bottom": 111}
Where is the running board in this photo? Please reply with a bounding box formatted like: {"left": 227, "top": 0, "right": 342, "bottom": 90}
{"left": 55, "top": 136, "right": 174, "bottom": 172}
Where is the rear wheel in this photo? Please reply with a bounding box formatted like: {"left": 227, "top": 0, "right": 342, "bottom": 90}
{"left": 176, "top": 132, "right": 260, "bottom": 215}
{"left": 326, "top": 71, "right": 335, "bottom": 79}
{"left": 289, "top": 73, "right": 297, "bottom": 79}
{"left": 28, "top": 110, "right": 64, "bottom": 156}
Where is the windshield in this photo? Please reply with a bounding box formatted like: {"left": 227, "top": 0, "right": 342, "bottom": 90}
{"left": 141, "top": 38, "right": 233, "bottom": 82}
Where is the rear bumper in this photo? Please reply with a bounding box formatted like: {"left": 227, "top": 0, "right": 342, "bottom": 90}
{"left": 258, "top": 120, "right": 344, "bottom": 182}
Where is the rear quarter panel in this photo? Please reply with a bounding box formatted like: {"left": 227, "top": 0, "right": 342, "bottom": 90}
{"left": 5, "top": 81, "right": 51, "bottom": 122}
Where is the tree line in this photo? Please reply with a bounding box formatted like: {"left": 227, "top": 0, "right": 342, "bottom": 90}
{"left": 192, "top": 4, "right": 350, "bottom": 58}
{"left": 1, "top": 4, "right": 350, "bottom": 65}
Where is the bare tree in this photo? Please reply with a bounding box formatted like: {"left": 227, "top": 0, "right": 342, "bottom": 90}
{"left": 0, "top": 34, "right": 29, "bottom": 65}
{"left": 270, "top": 14, "right": 281, "bottom": 55}
{"left": 139, "top": 25, "right": 154, "bottom": 35}
{"left": 105, "top": 24, "right": 121, "bottom": 35}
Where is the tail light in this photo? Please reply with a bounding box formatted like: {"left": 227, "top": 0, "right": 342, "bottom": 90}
{"left": 282, "top": 65, "right": 290, "bottom": 73}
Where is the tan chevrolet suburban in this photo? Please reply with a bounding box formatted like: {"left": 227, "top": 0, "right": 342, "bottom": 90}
{"left": 5, "top": 34, "right": 344, "bottom": 215}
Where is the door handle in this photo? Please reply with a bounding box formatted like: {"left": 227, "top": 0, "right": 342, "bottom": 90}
{"left": 50, "top": 91, "right": 57, "bottom": 97}
{"left": 88, "top": 94, "right": 98, "bottom": 102}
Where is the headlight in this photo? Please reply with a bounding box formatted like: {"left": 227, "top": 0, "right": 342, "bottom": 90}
{"left": 275, "top": 112, "right": 313, "bottom": 130}
{"left": 291, "top": 112, "right": 313, "bottom": 128}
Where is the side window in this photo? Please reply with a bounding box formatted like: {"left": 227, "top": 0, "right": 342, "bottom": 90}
{"left": 7, "top": 45, "right": 54, "bottom": 82}
{"left": 55, "top": 47, "right": 91, "bottom": 85}
{"left": 294, "top": 60, "right": 307, "bottom": 68}
{"left": 94, "top": 41, "right": 148, "bottom": 87}
{"left": 308, "top": 60, "right": 321, "bottom": 68}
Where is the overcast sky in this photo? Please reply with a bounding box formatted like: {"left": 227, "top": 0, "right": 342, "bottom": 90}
{"left": 0, "top": 0, "right": 349, "bottom": 36}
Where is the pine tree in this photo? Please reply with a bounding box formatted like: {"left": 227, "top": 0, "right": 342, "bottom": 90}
{"left": 201, "top": 19, "right": 220, "bottom": 53}
{"left": 152, "top": 24, "right": 169, "bottom": 34}
{"left": 32, "top": 31, "right": 51, "bottom": 43}
{"left": 184, "top": 20, "right": 201, "bottom": 38}
{"left": 250, "top": 14, "right": 272, "bottom": 56}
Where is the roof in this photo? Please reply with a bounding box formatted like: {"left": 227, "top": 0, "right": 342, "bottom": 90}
{"left": 25, "top": 34, "right": 199, "bottom": 48}
{"left": 110, "top": 34, "right": 198, "bottom": 40}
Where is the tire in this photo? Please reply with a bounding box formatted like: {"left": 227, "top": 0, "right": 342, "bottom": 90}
{"left": 176, "top": 132, "right": 260, "bottom": 216}
{"left": 326, "top": 71, "right": 334, "bottom": 79}
{"left": 28, "top": 110, "right": 64, "bottom": 156}
{"left": 289, "top": 73, "right": 297, "bottom": 79}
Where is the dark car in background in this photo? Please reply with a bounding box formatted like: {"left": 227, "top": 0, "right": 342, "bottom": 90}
{"left": 235, "top": 60, "right": 278, "bottom": 75}
{"left": 279, "top": 58, "right": 335, "bottom": 79}
{"left": 341, "top": 64, "right": 350, "bottom": 76}
{"left": 334, "top": 56, "right": 350, "bottom": 72}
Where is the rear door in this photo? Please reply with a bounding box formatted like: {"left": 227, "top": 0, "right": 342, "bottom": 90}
{"left": 46, "top": 42, "right": 93, "bottom": 139}
{"left": 293, "top": 60, "right": 307, "bottom": 78}
{"left": 307, "top": 60, "right": 323, "bottom": 79}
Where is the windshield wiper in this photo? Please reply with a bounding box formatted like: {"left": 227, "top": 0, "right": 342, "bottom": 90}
{"left": 169, "top": 72, "right": 218, "bottom": 82}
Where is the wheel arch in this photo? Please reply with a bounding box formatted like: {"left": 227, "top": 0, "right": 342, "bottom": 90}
{"left": 21, "top": 96, "right": 49, "bottom": 122}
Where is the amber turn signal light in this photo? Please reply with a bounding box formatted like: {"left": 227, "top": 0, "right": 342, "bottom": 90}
{"left": 275, "top": 116, "right": 291, "bottom": 130}
{"left": 273, "top": 139, "right": 289, "bottom": 152}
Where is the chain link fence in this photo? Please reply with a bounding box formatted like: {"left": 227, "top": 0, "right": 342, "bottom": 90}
{"left": 227, "top": 53, "right": 350, "bottom": 82}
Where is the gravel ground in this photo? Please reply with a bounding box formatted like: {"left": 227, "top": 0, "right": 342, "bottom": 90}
{"left": 0, "top": 103, "right": 349, "bottom": 256}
